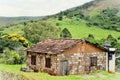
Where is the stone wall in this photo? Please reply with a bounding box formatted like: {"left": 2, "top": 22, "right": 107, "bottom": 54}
{"left": 56, "top": 52, "right": 107, "bottom": 75}
{"left": 26, "top": 52, "right": 58, "bottom": 75}
{"left": 26, "top": 51, "right": 107, "bottom": 75}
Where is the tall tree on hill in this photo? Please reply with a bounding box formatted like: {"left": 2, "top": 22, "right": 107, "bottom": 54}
{"left": 86, "top": 34, "right": 96, "bottom": 44}
{"left": 107, "top": 34, "right": 117, "bottom": 47}
{"left": 60, "top": 28, "right": 72, "bottom": 38}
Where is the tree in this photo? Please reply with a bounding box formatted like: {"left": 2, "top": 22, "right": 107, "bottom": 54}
{"left": 118, "top": 36, "right": 120, "bottom": 40}
{"left": 2, "top": 34, "right": 28, "bottom": 47}
{"left": 60, "top": 28, "right": 72, "bottom": 38}
{"left": 107, "top": 34, "right": 117, "bottom": 47}
{"left": 24, "top": 21, "right": 60, "bottom": 43}
{"left": 23, "top": 22, "right": 27, "bottom": 26}
{"left": 0, "top": 48, "right": 25, "bottom": 64}
{"left": 0, "top": 38, "right": 22, "bottom": 51}
{"left": 87, "top": 34, "right": 94, "bottom": 39}
{"left": 0, "top": 32, "right": 6, "bottom": 37}
{"left": 86, "top": 34, "right": 96, "bottom": 44}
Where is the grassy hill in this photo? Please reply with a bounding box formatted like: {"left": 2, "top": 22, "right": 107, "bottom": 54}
{"left": 48, "top": 17, "right": 120, "bottom": 40}
{"left": 1, "top": 17, "right": 120, "bottom": 42}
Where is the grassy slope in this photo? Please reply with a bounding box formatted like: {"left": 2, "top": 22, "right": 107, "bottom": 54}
{"left": 1, "top": 17, "right": 120, "bottom": 43}
{"left": 0, "top": 64, "right": 120, "bottom": 80}
{"left": 48, "top": 17, "right": 120, "bottom": 40}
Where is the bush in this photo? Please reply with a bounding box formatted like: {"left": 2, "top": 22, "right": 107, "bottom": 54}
{"left": 56, "top": 23, "right": 60, "bottom": 26}
{"left": 2, "top": 34, "right": 28, "bottom": 47}
{"left": 118, "top": 36, "right": 120, "bottom": 40}
{"left": 60, "top": 28, "right": 72, "bottom": 38}
{"left": 0, "top": 38, "right": 23, "bottom": 50}
{"left": 0, "top": 48, "right": 25, "bottom": 64}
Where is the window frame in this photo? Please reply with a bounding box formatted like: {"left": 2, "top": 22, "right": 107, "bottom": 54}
{"left": 31, "top": 55, "right": 36, "bottom": 65}
{"left": 90, "top": 57, "right": 97, "bottom": 66}
{"left": 45, "top": 57, "right": 51, "bottom": 68}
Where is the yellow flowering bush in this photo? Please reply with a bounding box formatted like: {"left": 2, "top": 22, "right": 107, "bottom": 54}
{"left": 2, "top": 34, "right": 28, "bottom": 47}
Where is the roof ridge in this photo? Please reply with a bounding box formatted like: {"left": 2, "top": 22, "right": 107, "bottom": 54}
{"left": 46, "top": 38, "right": 84, "bottom": 41}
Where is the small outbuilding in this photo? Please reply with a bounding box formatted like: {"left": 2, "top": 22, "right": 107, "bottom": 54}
{"left": 26, "top": 39, "right": 115, "bottom": 76}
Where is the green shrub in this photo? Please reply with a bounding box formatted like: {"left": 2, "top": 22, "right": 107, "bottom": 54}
{"left": 0, "top": 48, "right": 25, "bottom": 64}
{"left": 60, "top": 28, "right": 72, "bottom": 38}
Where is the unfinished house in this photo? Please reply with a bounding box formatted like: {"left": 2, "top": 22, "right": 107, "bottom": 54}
{"left": 26, "top": 39, "right": 115, "bottom": 76}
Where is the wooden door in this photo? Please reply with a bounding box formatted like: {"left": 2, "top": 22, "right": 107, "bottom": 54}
{"left": 60, "top": 60, "right": 68, "bottom": 76}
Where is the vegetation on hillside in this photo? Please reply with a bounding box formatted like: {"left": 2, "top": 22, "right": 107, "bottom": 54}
{"left": 2, "top": 34, "right": 28, "bottom": 47}
{"left": 23, "top": 21, "right": 60, "bottom": 43}
{"left": 56, "top": 8, "right": 120, "bottom": 32}
{"left": 0, "top": 48, "right": 25, "bottom": 64}
{"left": 0, "top": 38, "right": 22, "bottom": 52}
{"left": 60, "top": 28, "right": 72, "bottom": 38}
{"left": 87, "top": 8, "right": 120, "bottom": 32}
{"left": 0, "top": 34, "right": 27, "bottom": 64}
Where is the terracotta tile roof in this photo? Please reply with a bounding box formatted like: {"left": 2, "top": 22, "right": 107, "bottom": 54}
{"left": 26, "top": 39, "right": 82, "bottom": 54}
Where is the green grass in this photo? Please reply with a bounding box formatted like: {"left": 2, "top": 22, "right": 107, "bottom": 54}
{"left": 48, "top": 17, "right": 120, "bottom": 41}
{"left": 0, "top": 64, "right": 120, "bottom": 80}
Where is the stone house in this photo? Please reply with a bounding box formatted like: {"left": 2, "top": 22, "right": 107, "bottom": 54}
{"left": 26, "top": 39, "right": 115, "bottom": 76}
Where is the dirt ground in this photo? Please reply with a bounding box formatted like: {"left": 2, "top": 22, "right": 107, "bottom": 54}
{"left": 80, "top": 73, "right": 105, "bottom": 79}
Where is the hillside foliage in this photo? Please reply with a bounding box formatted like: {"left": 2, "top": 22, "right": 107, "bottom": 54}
{"left": 23, "top": 21, "right": 60, "bottom": 43}
{"left": 0, "top": 48, "right": 25, "bottom": 64}
{"left": 60, "top": 28, "right": 72, "bottom": 38}
{"left": 87, "top": 8, "right": 120, "bottom": 32}
{"left": 0, "top": 38, "right": 22, "bottom": 51}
